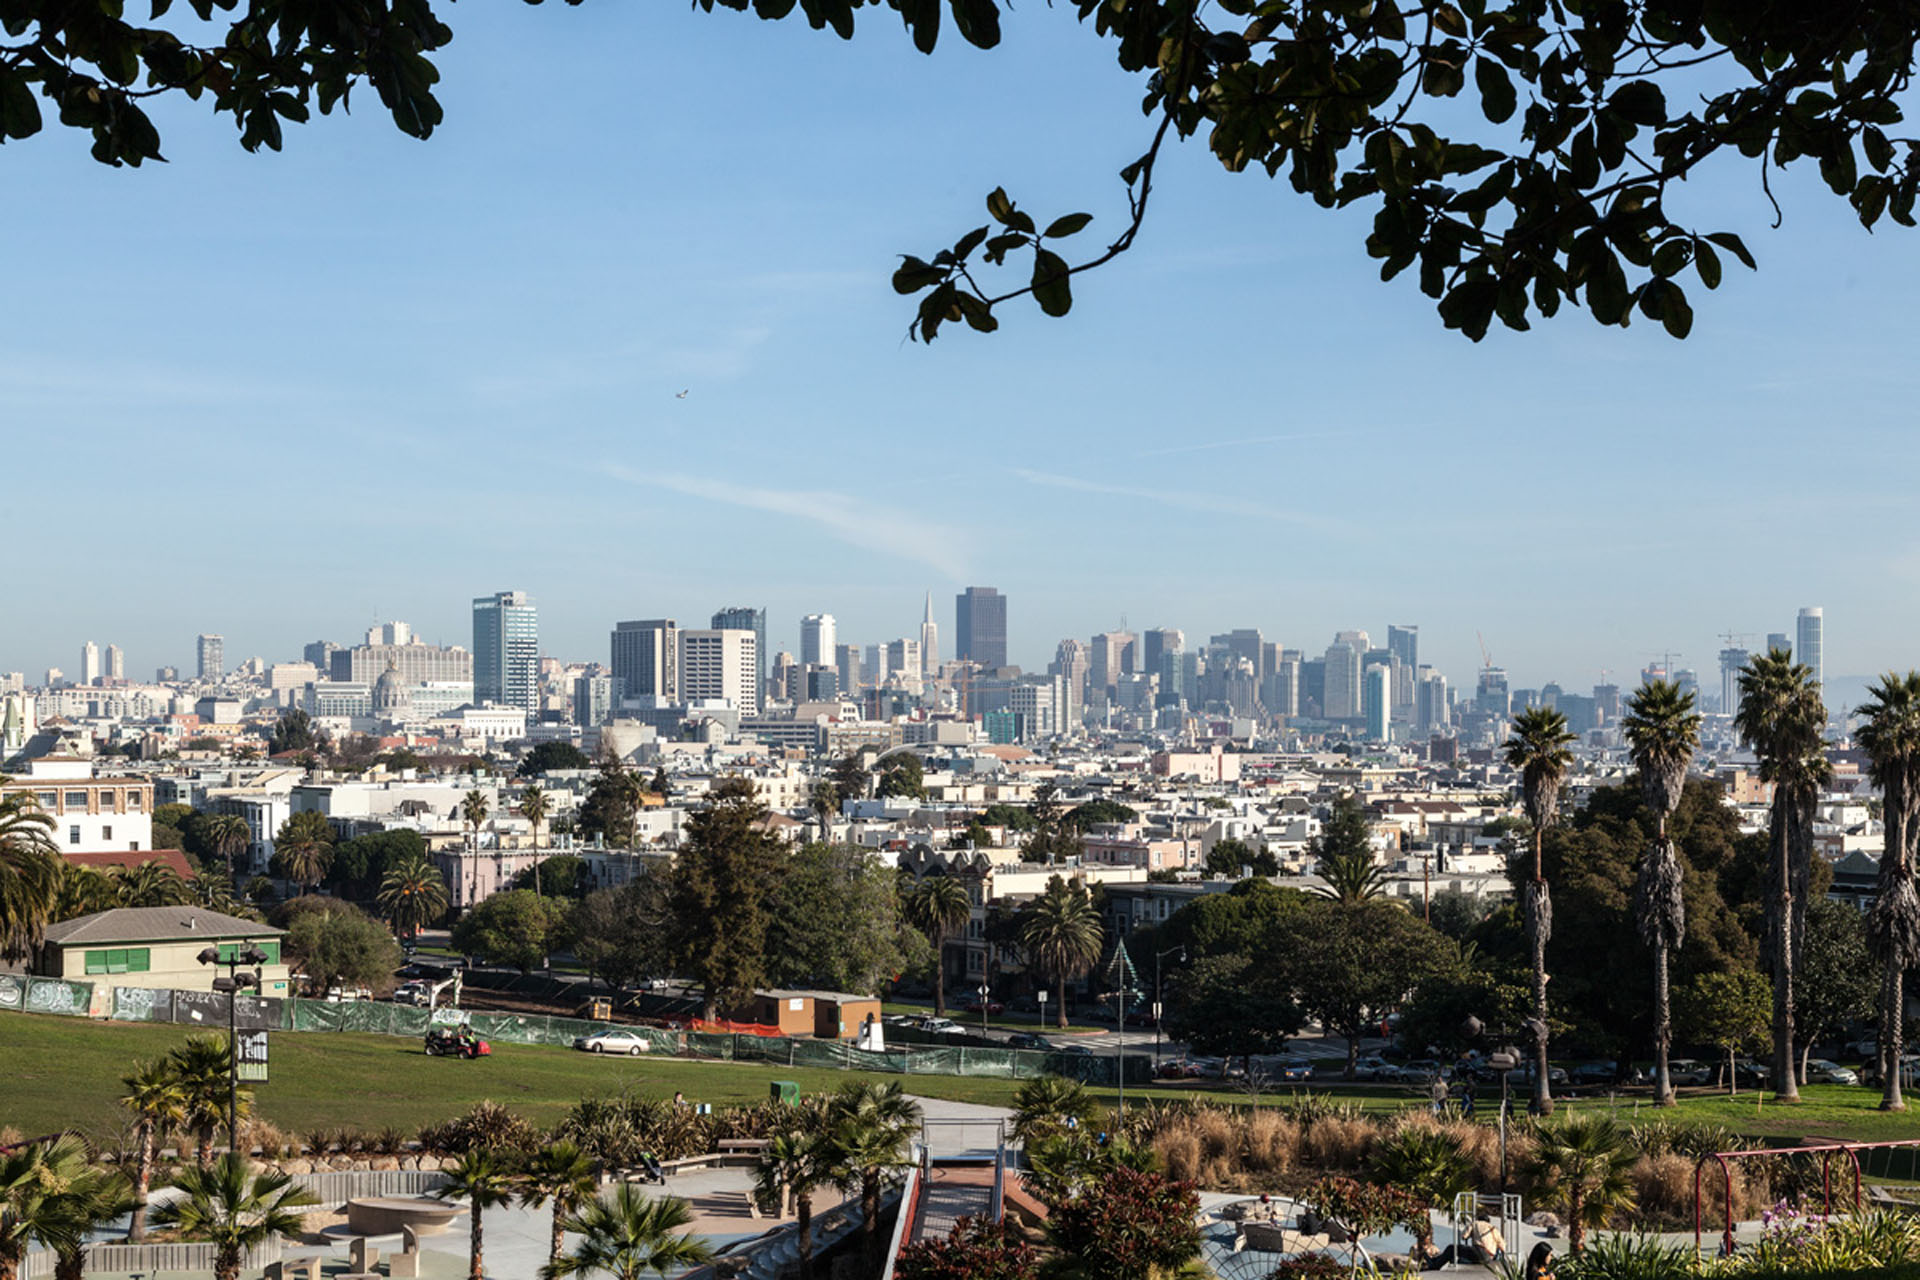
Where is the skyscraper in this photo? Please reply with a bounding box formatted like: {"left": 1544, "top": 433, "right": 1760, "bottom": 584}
{"left": 473, "top": 590, "right": 539, "bottom": 713}
{"left": 955, "top": 587, "right": 1007, "bottom": 668}
{"left": 1476, "top": 667, "right": 1510, "bottom": 716}
{"left": 1322, "top": 636, "right": 1364, "bottom": 720}
{"left": 836, "top": 644, "right": 863, "bottom": 695}
{"left": 1719, "top": 645, "right": 1750, "bottom": 718}
{"left": 1767, "top": 632, "right": 1791, "bottom": 658}
{"left": 679, "top": 628, "right": 759, "bottom": 713}
{"left": 79, "top": 641, "right": 100, "bottom": 686}
{"left": 1090, "top": 631, "right": 1136, "bottom": 697}
{"left": 1797, "top": 607, "right": 1824, "bottom": 688}
{"left": 611, "top": 619, "right": 678, "bottom": 700}
{"left": 196, "top": 634, "right": 224, "bottom": 680}
{"left": 1417, "top": 669, "right": 1449, "bottom": 736}
{"left": 800, "top": 614, "right": 837, "bottom": 668}
{"left": 711, "top": 606, "right": 767, "bottom": 692}
{"left": 1363, "top": 664, "right": 1392, "bottom": 741}
{"left": 920, "top": 592, "right": 939, "bottom": 675}
{"left": 105, "top": 644, "right": 124, "bottom": 681}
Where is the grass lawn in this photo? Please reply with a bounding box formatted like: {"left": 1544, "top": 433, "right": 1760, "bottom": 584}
{"left": 6, "top": 1012, "right": 1919, "bottom": 1150}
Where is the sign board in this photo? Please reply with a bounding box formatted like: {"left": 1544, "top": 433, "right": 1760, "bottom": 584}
{"left": 236, "top": 1030, "right": 269, "bottom": 1082}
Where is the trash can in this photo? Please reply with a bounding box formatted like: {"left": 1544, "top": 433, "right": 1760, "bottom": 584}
{"left": 770, "top": 1080, "right": 800, "bottom": 1106}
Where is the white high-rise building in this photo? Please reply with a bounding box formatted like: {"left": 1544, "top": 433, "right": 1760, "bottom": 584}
{"left": 920, "top": 592, "right": 939, "bottom": 675}
{"left": 79, "top": 642, "right": 100, "bottom": 686}
{"left": 473, "top": 590, "right": 539, "bottom": 713}
{"left": 679, "top": 629, "right": 759, "bottom": 714}
{"left": 196, "top": 634, "right": 224, "bottom": 680}
{"left": 1797, "top": 607, "right": 1824, "bottom": 689}
{"left": 1323, "top": 637, "right": 1364, "bottom": 720}
{"left": 800, "top": 614, "right": 836, "bottom": 668}
{"left": 1363, "top": 664, "right": 1392, "bottom": 741}
{"left": 104, "top": 644, "right": 124, "bottom": 681}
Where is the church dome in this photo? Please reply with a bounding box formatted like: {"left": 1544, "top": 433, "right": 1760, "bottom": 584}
{"left": 373, "top": 662, "right": 412, "bottom": 717}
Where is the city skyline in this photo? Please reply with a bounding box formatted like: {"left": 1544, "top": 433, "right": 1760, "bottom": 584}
{"left": 5, "top": 10, "right": 1917, "bottom": 691}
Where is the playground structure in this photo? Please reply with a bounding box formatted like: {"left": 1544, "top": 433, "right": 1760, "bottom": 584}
{"left": 1694, "top": 1138, "right": 1920, "bottom": 1256}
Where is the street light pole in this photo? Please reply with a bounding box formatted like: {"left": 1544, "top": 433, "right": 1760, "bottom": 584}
{"left": 978, "top": 983, "right": 991, "bottom": 1037}
{"left": 1153, "top": 946, "right": 1185, "bottom": 1069}
{"left": 198, "top": 944, "right": 268, "bottom": 1154}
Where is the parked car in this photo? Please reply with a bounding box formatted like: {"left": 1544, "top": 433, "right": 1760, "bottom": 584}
{"left": 960, "top": 997, "right": 1006, "bottom": 1015}
{"left": 1402, "top": 1059, "right": 1451, "bottom": 1082}
{"left": 1571, "top": 1060, "right": 1645, "bottom": 1086}
{"left": 1057, "top": 1044, "right": 1095, "bottom": 1057}
{"left": 1156, "top": 1058, "right": 1204, "bottom": 1079}
{"left": 1803, "top": 1059, "right": 1860, "bottom": 1086}
{"left": 1354, "top": 1056, "right": 1403, "bottom": 1082}
{"left": 1007, "top": 1032, "right": 1056, "bottom": 1051}
{"left": 918, "top": 1017, "right": 965, "bottom": 1036}
{"left": 391, "top": 981, "right": 429, "bottom": 1006}
{"left": 1666, "top": 1058, "right": 1713, "bottom": 1086}
{"left": 1502, "top": 1064, "right": 1570, "bottom": 1086}
{"left": 1707, "top": 1059, "right": 1771, "bottom": 1089}
{"left": 1860, "top": 1056, "right": 1920, "bottom": 1087}
{"left": 574, "top": 1029, "right": 652, "bottom": 1056}
{"left": 1279, "top": 1058, "right": 1315, "bottom": 1082}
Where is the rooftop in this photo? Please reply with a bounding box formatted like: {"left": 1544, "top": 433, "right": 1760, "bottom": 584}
{"left": 43, "top": 905, "right": 285, "bottom": 947}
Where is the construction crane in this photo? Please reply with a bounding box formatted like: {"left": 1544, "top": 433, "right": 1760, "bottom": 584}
{"left": 1476, "top": 631, "right": 1493, "bottom": 670}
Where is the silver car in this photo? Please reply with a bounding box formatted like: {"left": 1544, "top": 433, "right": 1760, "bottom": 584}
{"left": 1803, "top": 1059, "right": 1859, "bottom": 1086}
{"left": 574, "top": 1029, "right": 651, "bottom": 1055}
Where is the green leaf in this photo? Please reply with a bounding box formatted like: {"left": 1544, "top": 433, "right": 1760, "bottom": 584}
{"left": 1704, "top": 231, "right": 1756, "bottom": 270}
{"left": 1437, "top": 278, "right": 1498, "bottom": 341}
{"left": 0, "top": 70, "right": 41, "bottom": 141}
{"left": 1660, "top": 283, "right": 1693, "bottom": 338}
{"left": 1432, "top": 4, "right": 1468, "bottom": 37}
{"left": 1650, "top": 238, "right": 1690, "bottom": 278}
{"left": 985, "top": 186, "right": 1013, "bottom": 224}
{"left": 953, "top": 225, "right": 989, "bottom": 258}
{"left": 1474, "top": 58, "right": 1515, "bottom": 124}
{"left": 891, "top": 256, "right": 943, "bottom": 294}
{"left": 950, "top": 0, "right": 1002, "bottom": 48}
{"left": 1692, "top": 238, "right": 1722, "bottom": 290}
{"left": 1609, "top": 79, "right": 1665, "bottom": 127}
{"left": 1043, "top": 212, "right": 1093, "bottom": 239}
{"left": 1031, "top": 248, "right": 1072, "bottom": 317}
{"left": 1863, "top": 126, "right": 1894, "bottom": 172}
{"left": 955, "top": 290, "right": 998, "bottom": 332}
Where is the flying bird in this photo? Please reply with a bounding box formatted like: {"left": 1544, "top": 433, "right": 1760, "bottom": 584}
{"left": 675, "top": 389, "right": 689, "bottom": 399}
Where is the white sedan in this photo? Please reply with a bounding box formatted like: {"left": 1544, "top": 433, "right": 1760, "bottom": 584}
{"left": 574, "top": 1029, "right": 651, "bottom": 1056}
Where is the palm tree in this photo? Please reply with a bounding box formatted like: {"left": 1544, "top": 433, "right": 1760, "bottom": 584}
{"left": 47, "top": 1159, "right": 134, "bottom": 1280}
{"left": 903, "top": 875, "right": 971, "bottom": 1016}
{"left": 1017, "top": 874, "right": 1103, "bottom": 1030}
{"left": 202, "top": 813, "right": 252, "bottom": 886}
{"left": 1525, "top": 1116, "right": 1637, "bottom": 1255}
{"left": 0, "top": 1133, "right": 94, "bottom": 1280}
{"left": 1622, "top": 679, "right": 1701, "bottom": 1107}
{"left": 51, "top": 862, "right": 119, "bottom": 924}
{"left": 378, "top": 854, "right": 449, "bottom": 941}
{"left": 520, "top": 784, "right": 550, "bottom": 896}
{"left": 274, "top": 829, "right": 331, "bottom": 896}
{"left": 1310, "top": 792, "right": 1387, "bottom": 903}
{"left": 541, "top": 1185, "right": 713, "bottom": 1280}
{"left": 826, "top": 1082, "right": 920, "bottom": 1279}
{"left": 1503, "top": 705, "right": 1576, "bottom": 1117}
{"left": 1856, "top": 672, "right": 1920, "bottom": 1111}
{"left": 1735, "top": 648, "right": 1830, "bottom": 1101}
{"left": 752, "top": 1129, "right": 832, "bottom": 1280}
{"left": 0, "top": 784, "right": 60, "bottom": 964}
{"left": 122, "top": 1057, "right": 188, "bottom": 1240}
{"left": 169, "top": 1033, "right": 249, "bottom": 1164}
{"left": 434, "top": 1149, "right": 516, "bottom": 1280}
{"left": 808, "top": 781, "right": 840, "bottom": 840}
{"left": 149, "top": 1153, "right": 316, "bottom": 1280}
{"left": 462, "top": 790, "right": 492, "bottom": 852}
{"left": 1010, "top": 1075, "right": 1099, "bottom": 1146}
{"left": 517, "top": 1140, "right": 599, "bottom": 1265}
{"left": 115, "top": 860, "right": 193, "bottom": 908}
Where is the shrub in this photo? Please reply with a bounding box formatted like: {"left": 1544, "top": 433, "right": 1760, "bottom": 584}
{"left": 1560, "top": 1231, "right": 1694, "bottom": 1280}
{"left": 417, "top": 1101, "right": 537, "bottom": 1158}
{"left": 1268, "top": 1257, "right": 1348, "bottom": 1280}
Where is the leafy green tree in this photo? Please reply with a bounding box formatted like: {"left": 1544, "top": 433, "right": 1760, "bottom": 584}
{"left": 667, "top": 777, "right": 788, "bottom": 1019}
{"left": 1426, "top": 887, "right": 1494, "bottom": 939}
{"left": 896, "top": 1217, "right": 1036, "bottom": 1280}
{"left": 564, "top": 883, "right": 670, "bottom": 991}
{"left": 1064, "top": 798, "right": 1139, "bottom": 831}
{"left": 877, "top": 752, "right": 927, "bottom": 801}
{"left": 1017, "top": 874, "right": 1104, "bottom": 1029}
{"left": 1161, "top": 952, "right": 1302, "bottom": 1066}
{"left": 1396, "top": 964, "right": 1534, "bottom": 1064}
{"left": 767, "top": 844, "right": 924, "bottom": 997}
{"left": 1675, "top": 970, "right": 1772, "bottom": 1094}
{"left": 1736, "top": 647, "right": 1830, "bottom": 1099}
{"left": 1203, "top": 836, "right": 1276, "bottom": 878}
{"left": 121, "top": 1056, "right": 188, "bottom": 1240}
{"left": 115, "top": 860, "right": 193, "bottom": 908}
{"left": 268, "top": 708, "right": 317, "bottom": 755}
{"left": 579, "top": 753, "right": 643, "bottom": 848}
{"left": 452, "top": 889, "right": 564, "bottom": 973}
{"left": 519, "top": 741, "right": 592, "bottom": 776}
{"left": 901, "top": 874, "right": 972, "bottom": 1015}
{"left": 286, "top": 902, "right": 403, "bottom": 994}
{"left": 1042, "top": 1164, "right": 1202, "bottom": 1280}
{"left": 1278, "top": 899, "right": 1451, "bottom": 1076}
{"left": 149, "top": 1153, "right": 315, "bottom": 1280}
{"left": 1504, "top": 705, "right": 1576, "bottom": 1116}
{"left": 514, "top": 853, "right": 587, "bottom": 900}
{"left": 152, "top": 802, "right": 192, "bottom": 856}
{"left": 331, "top": 828, "right": 429, "bottom": 900}
{"left": 517, "top": 1141, "right": 599, "bottom": 1265}
{"left": 1622, "top": 679, "right": 1701, "bottom": 1106}
{"left": 1312, "top": 793, "right": 1388, "bottom": 903}
{"left": 753, "top": 1130, "right": 833, "bottom": 1280}
{"left": 43, "top": 1147, "right": 133, "bottom": 1280}
{"left": 1157, "top": 878, "right": 1308, "bottom": 962}
{"left": 980, "top": 802, "right": 1037, "bottom": 832}
{"left": 1526, "top": 1117, "right": 1638, "bottom": 1255}
{"left": 808, "top": 780, "right": 841, "bottom": 837}
{"left": 1370, "top": 1128, "right": 1476, "bottom": 1220}
{"left": 542, "top": 1185, "right": 713, "bottom": 1280}
{"left": 1021, "top": 782, "right": 1083, "bottom": 865}
{"left": 377, "top": 853, "right": 448, "bottom": 940}
{"left": 461, "top": 789, "right": 491, "bottom": 851}
{"left": 434, "top": 1150, "right": 516, "bottom": 1280}
{"left": 829, "top": 753, "right": 871, "bottom": 803}
{"left": 1797, "top": 898, "right": 1877, "bottom": 1076}
{"left": 1857, "top": 672, "right": 1920, "bottom": 1111}
{"left": 520, "top": 784, "right": 551, "bottom": 892}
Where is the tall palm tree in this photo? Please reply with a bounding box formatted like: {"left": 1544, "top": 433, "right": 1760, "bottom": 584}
{"left": 115, "top": 860, "right": 193, "bottom": 908}
{"left": 1016, "top": 874, "right": 1103, "bottom": 1030}
{"left": 0, "top": 785, "right": 60, "bottom": 964}
{"left": 434, "top": 1148, "right": 516, "bottom": 1280}
{"left": 202, "top": 813, "right": 252, "bottom": 886}
{"left": 752, "top": 1129, "right": 832, "bottom": 1280}
{"left": 47, "top": 1159, "right": 134, "bottom": 1280}
{"left": 520, "top": 784, "right": 550, "bottom": 897}
{"left": 378, "top": 854, "right": 449, "bottom": 941}
{"left": 1736, "top": 648, "right": 1830, "bottom": 1101}
{"left": 274, "top": 829, "right": 331, "bottom": 897}
{"left": 462, "top": 790, "right": 492, "bottom": 852}
{"left": 51, "top": 863, "right": 119, "bottom": 924}
{"left": 541, "top": 1185, "right": 713, "bottom": 1280}
{"left": 517, "top": 1140, "right": 599, "bottom": 1265}
{"left": 903, "top": 875, "right": 971, "bottom": 1016}
{"left": 1310, "top": 792, "right": 1387, "bottom": 904}
{"left": 1622, "top": 679, "right": 1701, "bottom": 1107}
{"left": 825, "top": 1082, "right": 920, "bottom": 1278}
{"left": 149, "top": 1153, "right": 316, "bottom": 1280}
{"left": 1503, "top": 705, "right": 1576, "bottom": 1117}
{"left": 1856, "top": 672, "right": 1920, "bottom": 1111}
{"left": 169, "top": 1033, "right": 249, "bottom": 1164}
{"left": 122, "top": 1057, "right": 188, "bottom": 1240}
{"left": 1525, "top": 1116, "right": 1637, "bottom": 1255}
{"left": 0, "top": 1133, "right": 94, "bottom": 1280}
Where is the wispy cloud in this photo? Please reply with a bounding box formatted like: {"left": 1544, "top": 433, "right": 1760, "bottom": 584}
{"left": 602, "top": 464, "right": 972, "bottom": 579}
{"left": 1136, "top": 429, "right": 1363, "bottom": 458}
{"left": 1009, "top": 468, "right": 1309, "bottom": 525}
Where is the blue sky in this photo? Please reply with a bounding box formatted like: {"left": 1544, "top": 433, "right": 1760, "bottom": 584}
{"left": 5, "top": 4, "right": 1917, "bottom": 695}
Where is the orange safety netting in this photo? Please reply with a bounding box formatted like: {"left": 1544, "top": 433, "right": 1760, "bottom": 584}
{"left": 686, "top": 1018, "right": 784, "bottom": 1037}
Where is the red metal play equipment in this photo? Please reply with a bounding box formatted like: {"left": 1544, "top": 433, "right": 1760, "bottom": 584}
{"left": 1694, "top": 1139, "right": 1920, "bottom": 1257}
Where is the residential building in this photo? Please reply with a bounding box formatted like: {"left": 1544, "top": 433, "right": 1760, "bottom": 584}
{"left": 0, "top": 759, "right": 154, "bottom": 852}
{"left": 611, "top": 619, "right": 678, "bottom": 700}
{"left": 473, "top": 590, "right": 539, "bottom": 713}
{"left": 679, "top": 628, "right": 759, "bottom": 714}
{"left": 196, "top": 633, "right": 224, "bottom": 680}
{"left": 574, "top": 673, "right": 623, "bottom": 727}
{"left": 954, "top": 587, "right": 1007, "bottom": 668}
